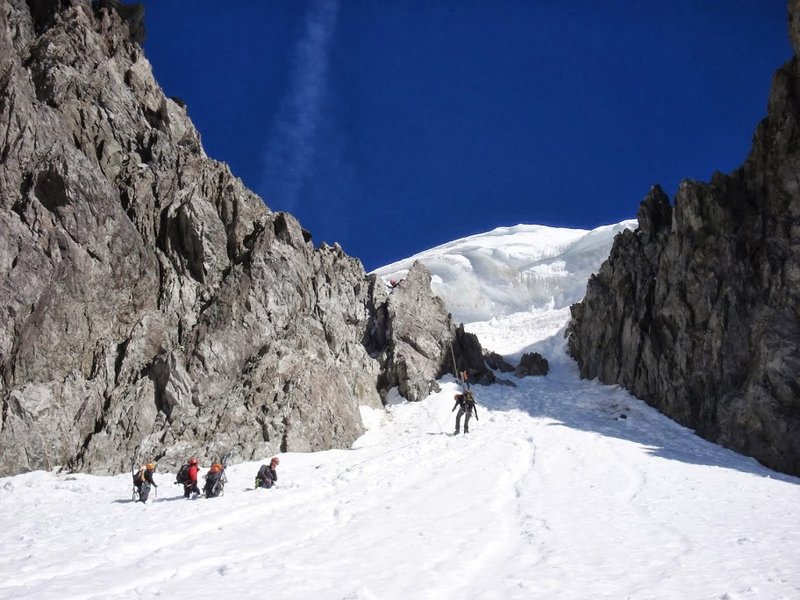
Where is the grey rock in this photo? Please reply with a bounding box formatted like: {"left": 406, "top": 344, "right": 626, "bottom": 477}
{"left": 514, "top": 353, "right": 549, "bottom": 378}
{"left": 484, "top": 351, "right": 515, "bottom": 373}
{"left": 366, "top": 261, "right": 492, "bottom": 401}
{"left": 450, "top": 324, "right": 496, "bottom": 386}
{"left": 567, "top": 4, "right": 800, "bottom": 476}
{"left": 96, "top": 1, "right": 146, "bottom": 45}
{"left": 0, "top": 1, "right": 489, "bottom": 476}
{"left": 790, "top": 0, "right": 800, "bottom": 55}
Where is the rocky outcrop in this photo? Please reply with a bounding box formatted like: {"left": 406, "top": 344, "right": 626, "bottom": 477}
{"left": 567, "top": 2, "right": 800, "bottom": 476}
{"left": 365, "top": 262, "right": 492, "bottom": 401}
{"left": 484, "top": 351, "right": 514, "bottom": 374}
{"left": 0, "top": 1, "right": 484, "bottom": 476}
{"left": 514, "top": 353, "right": 549, "bottom": 378}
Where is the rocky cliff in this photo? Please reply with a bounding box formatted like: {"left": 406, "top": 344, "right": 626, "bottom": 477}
{"left": 0, "top": 0, "right": 487, "bottom": 476}
{"left": 567, "top": 2, "right": 800, "bottom": 476}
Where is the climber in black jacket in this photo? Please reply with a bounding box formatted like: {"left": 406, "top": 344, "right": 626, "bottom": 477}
{"left": 255, "top": 457, "right": 280, "bottom": 489}
{"left": 452, "top": 390, "right": 478, "bottom": 434}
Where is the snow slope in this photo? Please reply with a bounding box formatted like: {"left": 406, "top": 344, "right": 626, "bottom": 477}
{"left": 373, "top": 221, "right": 636, "bottom": 325}
{"left": 1, "top": 221, "right": 798, "bottom": 600}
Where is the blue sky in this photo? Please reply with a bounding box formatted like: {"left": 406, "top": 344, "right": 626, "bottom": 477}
{"left": 138, "top": 1, "right": 790, "bottom": 271}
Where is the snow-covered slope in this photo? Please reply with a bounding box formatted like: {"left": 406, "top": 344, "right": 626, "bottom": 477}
{"left": 373, "top": 221, "right": 636, "bottom": 325}
{"left": 1, "top": 221, "right": 798, "bottom": 600}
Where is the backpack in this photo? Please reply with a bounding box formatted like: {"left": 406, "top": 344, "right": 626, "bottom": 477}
{"left": 205, "top": 470, "right": 226, "bottom": 497}
{"left": 176, "top": 463, "right": 190, "bottom": 484}
{"left": 462, "top": 390, "right": 475, "bottom": 407}
{"left": 133, "top": 467, "right": 145, "bottom": 484}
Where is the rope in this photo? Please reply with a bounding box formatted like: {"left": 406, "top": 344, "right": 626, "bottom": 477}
{"left": 449, "top": 340, "right": 465, "bottom": 392}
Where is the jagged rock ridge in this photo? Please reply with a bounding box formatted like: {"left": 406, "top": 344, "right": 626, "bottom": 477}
{"left": 0, "top": 0, "right": 488, "bottom": 476}
{"left": 567, "top": 2, "right": 800, "bottom": 476}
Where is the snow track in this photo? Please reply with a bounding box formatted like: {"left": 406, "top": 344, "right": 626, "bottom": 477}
{"left": 1, "top": 361, "right": 799, "bottom": 599}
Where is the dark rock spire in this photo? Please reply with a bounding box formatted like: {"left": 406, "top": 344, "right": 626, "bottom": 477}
{"left": 567, "top": 2, "right": 800, "bottom": 476}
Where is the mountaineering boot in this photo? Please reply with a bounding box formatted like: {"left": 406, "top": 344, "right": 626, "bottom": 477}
{"left": 453, "top": 428, "right": 460, "bottom": 435}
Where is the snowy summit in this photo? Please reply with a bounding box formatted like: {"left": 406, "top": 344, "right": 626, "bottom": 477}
{"left": 1, "top": 221, "right": 798, "bottom": 600}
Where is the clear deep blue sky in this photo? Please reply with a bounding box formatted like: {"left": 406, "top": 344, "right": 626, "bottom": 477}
{"left": 138, "top": 1, "right": 790, "bottom": 271}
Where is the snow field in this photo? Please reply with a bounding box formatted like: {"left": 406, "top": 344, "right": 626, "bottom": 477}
{"left": 1, "top": 357, "right": 797, "bottom": 599}
{"left": 1, "top": 221, "right": 798, "bottom": 599}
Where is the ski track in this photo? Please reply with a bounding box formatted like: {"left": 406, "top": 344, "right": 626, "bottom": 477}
{"left": 1, "top": 365, "right": 799, "bottom": 598}
{"left": 4, "top": 226, "right": 800, "bottom": 599}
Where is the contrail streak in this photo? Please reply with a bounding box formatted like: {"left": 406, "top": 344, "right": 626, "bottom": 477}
{"left": 262, "top": 0, "right": 339, "bottom": 212}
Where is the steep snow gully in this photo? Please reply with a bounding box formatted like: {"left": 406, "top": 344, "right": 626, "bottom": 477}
{"left": 0, "top": 223, "right": 798, "bottom": 599}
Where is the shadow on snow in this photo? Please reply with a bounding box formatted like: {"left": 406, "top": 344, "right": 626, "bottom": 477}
{"left": 468, "top": 331, "right": 799, "bottom": 485}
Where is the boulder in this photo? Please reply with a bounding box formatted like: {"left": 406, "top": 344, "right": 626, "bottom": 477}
{"left": 514, "top": 353, "right": 549, "bottom": 378}
{"left": 484, "top": 351, "right": 515, "bottom": 373}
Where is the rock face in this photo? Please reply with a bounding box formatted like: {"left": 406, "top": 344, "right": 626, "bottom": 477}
{"left": 0, "top": 1, "right": 487, "bottom": 476}
{"left": 484, "top": 352, "right": 514, "bottom": 374}
{"left": 514, "top": 353, "right": 549, "bottom": 378}
{"left": 567, "top": 3, "right": 800, "bottom": 476}
{"left": 365, "top": 262, "right": 492, "bottom": 401}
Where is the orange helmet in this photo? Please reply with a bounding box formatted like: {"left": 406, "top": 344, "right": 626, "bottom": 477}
{"left": 146, "top": 462, "right": 156, "bottom": 471}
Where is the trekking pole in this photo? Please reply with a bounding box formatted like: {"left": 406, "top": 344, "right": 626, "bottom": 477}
{"left": 130, "top": 458, "right": 138, "bottom": 501}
